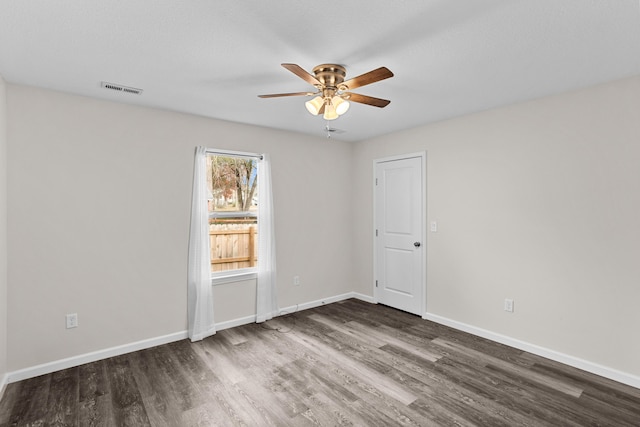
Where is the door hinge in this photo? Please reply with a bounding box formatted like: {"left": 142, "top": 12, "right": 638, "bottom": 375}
{"left": 375, "top": 178, "right": 378, "bottom": 185}
{"left": 375, "top": 229, "right": 378, "bottom": 237}
{"left": 376, "top": 280, "right": 378, "bottom": 288}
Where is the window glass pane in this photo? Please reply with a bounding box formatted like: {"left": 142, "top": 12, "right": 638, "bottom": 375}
{"left": 206, "top": 155, "right": 258, "bottom": 273}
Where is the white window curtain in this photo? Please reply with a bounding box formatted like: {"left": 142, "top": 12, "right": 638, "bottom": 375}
{"left": 256, "top": 153, "right": 278, "bottom": 322}
{"left": 187, "top": 146, "right": 216, "bottom": 341}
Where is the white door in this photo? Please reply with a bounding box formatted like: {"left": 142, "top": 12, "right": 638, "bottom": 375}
{"left": 375, "top": 155, "right": 424, "bottom": 315}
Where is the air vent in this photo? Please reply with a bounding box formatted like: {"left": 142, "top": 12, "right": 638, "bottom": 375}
{"left": 100, "top": 81, "right": 143, "bottom": 95}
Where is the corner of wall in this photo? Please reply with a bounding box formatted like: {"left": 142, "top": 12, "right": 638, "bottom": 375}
{"left": 0, "top": 75, "right": 8, "bottom": 397}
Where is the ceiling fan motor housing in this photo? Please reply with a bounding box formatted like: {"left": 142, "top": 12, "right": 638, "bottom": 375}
{"left": 313, "top": 64, "right": 347, "bottom": 98}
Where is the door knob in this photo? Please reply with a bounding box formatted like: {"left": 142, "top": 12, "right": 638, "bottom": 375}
{"left": 414, "top": 242, "right": 421, "bottom": 247}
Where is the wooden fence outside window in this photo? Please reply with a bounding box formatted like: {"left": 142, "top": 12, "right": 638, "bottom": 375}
{"left": 209, "top": 221, "right": 258, "bottom": 272}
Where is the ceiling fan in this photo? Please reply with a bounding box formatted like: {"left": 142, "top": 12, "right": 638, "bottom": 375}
{"left": 258, "top": 63, "right": 394, "bottom": 120}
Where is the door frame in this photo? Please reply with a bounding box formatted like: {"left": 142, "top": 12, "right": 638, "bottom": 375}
{"left": 373, "top": 151, "right": 427, "bottom": 316}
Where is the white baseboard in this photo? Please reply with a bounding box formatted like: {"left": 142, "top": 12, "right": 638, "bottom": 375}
{"left": 216, "top": 314, "right": 256, "bottom": 331}
{"left": 218, "top": 293, "right": 372, "bottom": 326}
{"left": 7, "top": 330, "right": 188, "bottom": 384}
{"left": 423, "top": 312, "right": 640, "bottom": 390}
{"left": 352, "top": 292, "right": 375, "bottom": 304}
{"left": 278, "top": 291, "right": 371, "bottom": 315}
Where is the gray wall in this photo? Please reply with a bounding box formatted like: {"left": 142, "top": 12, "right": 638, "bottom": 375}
{"left": 352, "top": 75, "right": 640, "bottom": 377}
{"left": 6, "top": 85, "right": 354, "bottom": 371}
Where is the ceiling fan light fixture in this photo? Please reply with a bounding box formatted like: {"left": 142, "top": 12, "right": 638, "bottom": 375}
{"left": 323, "top": 102, "right": 339, "bottom": 120}
{"left": 332, "top": 96, "right": 350, "bottom": 115}
{"left": 305, "top": 96, "right": 324, "bottom": 115}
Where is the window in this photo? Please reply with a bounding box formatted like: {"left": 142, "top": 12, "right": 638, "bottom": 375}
{"left": 206, "top": 152, "right": 259, "bottom": 279}
{"left": 188, "top": 147, "right": 275, "bottom": 338}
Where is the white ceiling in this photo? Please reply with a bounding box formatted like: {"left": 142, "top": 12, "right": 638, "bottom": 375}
{"left": 1, "top": 0, "right": 639, "bottom": 142}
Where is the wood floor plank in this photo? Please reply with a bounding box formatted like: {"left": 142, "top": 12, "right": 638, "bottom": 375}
{"left": 427, "top": 338, "right": 603, "bottom": 426}
{"left": 208, "top": 375, "right": 277, "bottom": 426}
{"left": 0, "top": 382, "right": 21, "bottom": 425}
{"left": 345, "top": 320, "right": 442, "bottom": 363}
{"left": 378, "top": 350, "right": 523, "bottom": 426}
{"left": 151, "top": 342, "right": 205, "bottom": 413}
{"left": 429, "top": 352, "right": 585, "bottom": 427}
{"left": 349, "top": 339, "right": 529, "bottom": 427}
{"left": 2, "top": 299, "right": 639, "bottom": 426}
{"left": 271, "top": 338, "right": 396, "bottom": 426}
{"left": 78, "top": 360, "right": 115, "bottom": 427}
{"left": 408, "top": 397, "right": 485, "bottom": 427}
{"left": 529, "top": 356, "right": 640, "bottom": 416}
{"left": 79, "top": 394, "right": 115, "bottom": 427}
{"left": 574, "top": 392, "right": 640, "bottom": 427}
{"left": 127, "top": 349, "right": 184, "bottom": 426}
{"left": 432, "top": 337, "right": 584, "bottom": 397}
{"left": 78, "top": 360, "right": 109, "bottom": 402}
{"left": 194, "top": 333, "right": 248, "bottom": 385}
{"left": 105, "top": 355, "right": 151, "bottom": 426}
{"left": 45, "top": 367, "right": 80, "bottom": 426}
{"left": 167, "top": 339, "right": 221, "bottom": 401}
{"left": 8, "top": 372, "right": 51, "bottom": 425}
{"left": 280, "top": 359, "right": 384, "bottom": 426}
{"left": 218, "top": 327, "right": 248, "bottom": 346}
{"left": 289, "top": 320, "right": 418, "bottom": 406}
{"left": 233, "top": 377, "right": 307, "bottom": 427}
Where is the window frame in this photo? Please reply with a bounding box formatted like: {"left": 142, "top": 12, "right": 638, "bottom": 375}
{"left": 205, "top": 148, "right": 262, "bottom": 286}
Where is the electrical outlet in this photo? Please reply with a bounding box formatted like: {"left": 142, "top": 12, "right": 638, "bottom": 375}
{"left": 66, "top": 313, "right": 78, "bottom": 329}
{"left": 293, "top": 275, "right": 300, "bottom": 286}
{"left": 504, "top": 299, "right": 514, "bottom": 313}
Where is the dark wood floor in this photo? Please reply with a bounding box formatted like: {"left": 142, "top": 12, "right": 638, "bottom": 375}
{"left": 2, "top": 299, "right": 640, "bottom": 426}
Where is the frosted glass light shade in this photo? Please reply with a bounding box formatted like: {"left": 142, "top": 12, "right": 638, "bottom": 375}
{"left": 332, "top": 96, "right": 350, "bottom": 115}
{"left": 305, "top": 96, "right": 324, "bottom": 115}
{"left": 323, "top": 103, "right": 338, "bottom": 120}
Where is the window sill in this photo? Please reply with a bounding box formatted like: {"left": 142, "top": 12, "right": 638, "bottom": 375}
{"left": 211, "top": 269, "right": 257, "bottom": 286}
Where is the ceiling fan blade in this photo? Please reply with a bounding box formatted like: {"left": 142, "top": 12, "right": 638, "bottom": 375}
{"left": 281, "top": 63, "right": 322, "bottom": 86}
{"left": 341, "top": 67, "right": 394, "bottom": 90}
{"left": 258, "top": 91, "right": 316, "bottom": 98}
{"left": 344, "top": 92, "right": 391, "bottom": 108}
